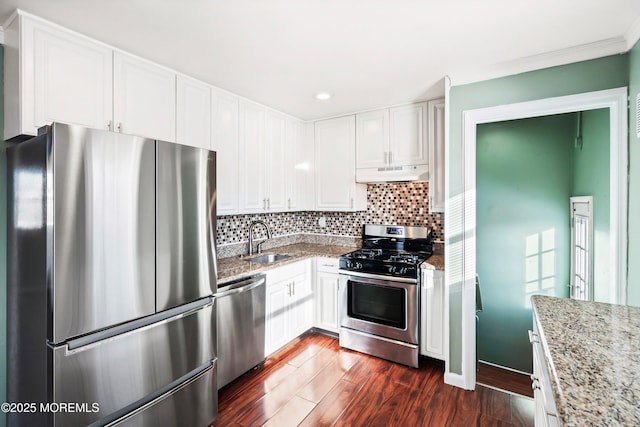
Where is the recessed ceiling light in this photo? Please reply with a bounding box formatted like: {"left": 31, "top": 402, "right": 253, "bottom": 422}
{"left": 315, "top": 92, "right": 332, "bottom": 100}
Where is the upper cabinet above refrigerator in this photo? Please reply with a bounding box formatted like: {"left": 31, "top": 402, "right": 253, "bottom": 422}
{"left": 156, "top": 141, "right": 218, "bottom": 311}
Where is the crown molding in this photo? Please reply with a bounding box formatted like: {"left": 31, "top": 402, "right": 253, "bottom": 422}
{"left": 449, "top": 37, "right": 628, "bottom": 87}
{"left": 626, "top": 14, "right": 640, "bottom": 50}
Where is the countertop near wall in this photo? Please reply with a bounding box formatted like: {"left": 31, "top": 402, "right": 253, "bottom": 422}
{"left": 217, "top": 243, "right": 445, "bottom": 285}
{"left": 531, "top": 295, "right": 640, "bottom": 426}
{"left": 217, "top": 243, "right": 355, "bottom": 285}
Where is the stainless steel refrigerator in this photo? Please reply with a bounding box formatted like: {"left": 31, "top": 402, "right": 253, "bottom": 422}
{"left": 7, "top": 123, "right": 218, "bottom": 426}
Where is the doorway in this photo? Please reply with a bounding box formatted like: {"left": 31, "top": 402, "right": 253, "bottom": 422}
{"left": 474, "top": 110, "right": 609, "bottom": 385}
{"left": 448, "top": 87, "right": 628, "bottom": 391}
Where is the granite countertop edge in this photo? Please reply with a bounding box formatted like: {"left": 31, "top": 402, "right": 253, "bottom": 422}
{"left": 218, "top": 243, "right": 445, "bottom": 285}
{"left": 217, "top": 242, "right": 353, "bottom": 285}
{"left": 531, "top": 295, "right": 640, "bottom": 426}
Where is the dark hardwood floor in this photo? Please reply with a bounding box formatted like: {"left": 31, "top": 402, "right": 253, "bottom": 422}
{"left": 212, "top": 332, "right": 534, "bottom": 426}
{"left": 477, "top": 362, "right": 534, "bottom": 399}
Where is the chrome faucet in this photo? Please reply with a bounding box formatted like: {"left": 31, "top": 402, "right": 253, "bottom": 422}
{"left": 248, "top": 220, "right": 272, "bottom": 255}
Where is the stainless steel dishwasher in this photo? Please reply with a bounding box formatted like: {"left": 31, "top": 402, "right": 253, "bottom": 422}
{"left": 215, "top": 274, "right": 266, "bottom": 389}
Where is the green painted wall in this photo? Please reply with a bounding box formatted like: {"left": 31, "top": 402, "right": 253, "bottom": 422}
{"left": 476, "top": 109, "right": 610, "bottom": 373}
{"left": 476, "top": 114, "right": 574, "bottom": 373}
{"left": 573, "top": 109, "right": 610, "bottom": 303}
{"left": 448, "top": 54, "right": 629, "bottom": 375}
{"left": 628, "top": 41, "right": 640, "bottom": 307}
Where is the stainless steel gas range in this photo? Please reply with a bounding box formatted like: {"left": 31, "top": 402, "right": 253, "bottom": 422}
{"left": 338, "top": 224, "right": 433, "bottom": 368}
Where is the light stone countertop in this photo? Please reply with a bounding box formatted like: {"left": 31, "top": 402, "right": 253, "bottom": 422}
{"left": 531, "top": 295, "right": 640, "bottom": 426}
{"left": 421, "top": 254, "right": 444, "bottom": 271}
{"left": 217, "top": 243, "right": 356, "bottom": 285}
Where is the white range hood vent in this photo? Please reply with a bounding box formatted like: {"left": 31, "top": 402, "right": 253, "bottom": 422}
{"left": 356, "top": 164, "right": 428, "bottom": 183}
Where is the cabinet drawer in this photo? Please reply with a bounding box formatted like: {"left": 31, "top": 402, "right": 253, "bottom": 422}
{"left": 266, "top": 259, "right": 308, "bottom": 285}
{"left": 316, "top": 257, "right": 339, "bottom": 273}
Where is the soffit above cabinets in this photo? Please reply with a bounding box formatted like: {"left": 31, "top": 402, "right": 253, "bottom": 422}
{"left": 1, "top": 1, "right": 640, "bottom": 120}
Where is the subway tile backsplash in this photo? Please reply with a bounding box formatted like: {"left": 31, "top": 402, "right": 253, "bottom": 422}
{"left": 216, "top": 182, "right": 444, "bottom": 255}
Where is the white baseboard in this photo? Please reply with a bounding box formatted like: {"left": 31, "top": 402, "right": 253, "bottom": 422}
{"left": 444, "top": 372, "right": 469, "bottom": 389}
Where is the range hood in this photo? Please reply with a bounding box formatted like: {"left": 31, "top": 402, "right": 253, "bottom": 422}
{"left": 356, "top": 164, "right": 429, "bottom": 183}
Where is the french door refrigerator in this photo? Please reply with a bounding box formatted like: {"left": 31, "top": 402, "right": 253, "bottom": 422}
{"left": 7, "top": 123, "right": 218, "bottom": 426}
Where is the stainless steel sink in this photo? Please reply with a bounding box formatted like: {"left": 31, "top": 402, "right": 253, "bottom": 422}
{"left": 245, "top": 253, "right": 291, "bottom": 264}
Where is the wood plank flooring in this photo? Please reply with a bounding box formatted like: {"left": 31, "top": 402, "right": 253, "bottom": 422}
{"left": 212, "top": 332, "right": 534, "bottom": 427}
{"left": 477, "top": 362, "right": 534, "bottom": 398}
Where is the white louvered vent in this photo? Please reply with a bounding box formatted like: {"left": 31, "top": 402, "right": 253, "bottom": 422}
{"left": 636, "top": 93, "right": 640, "bottom": 138}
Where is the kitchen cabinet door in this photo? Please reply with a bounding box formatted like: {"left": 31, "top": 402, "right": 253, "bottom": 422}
{"left": 265, "top": 280, "right": 290, "bottom": 357}
{"left": 428, "top": 99, "right": 445, "bottom": 213}
{"left": 315, "top": 271, "right": 339, "bottom": 333}
{"left": 176, "top": 74, "right": 211, "bottom": 149}
{"left": 286, "top": 119, "right": 312, "bottom": 211}
{"left": 314, "top": 116, "right": 366, "bottom": 211}
{"left": 420, "top": 268, "right": 445, "bottom": 360}
{"left": 238, "top": 100, "right": 267, "bottom": 213}
{"left": 315, "top": 258, "right": 340, "bottom": 335}
{"left": 355, "top": 109, "right": 389, "bottom": 168}
{"left": 290, "top": 274, "right": 314, "bottom": 338}
{"left": 212, "top": 89, "right": 240, "bottom": 215}
{"left": 265, "top": 111, "right": 287, "bottom": 211}
{"left": 4, "top": 14, "right": 113, "bottom": 140}
{"left": 389, "top": 102, "right": 428, "bottom": 167}
{"left": 113, "top": 51, "right": 176, "bottom": 142}
{"left": 531, "top": 316, "right": 560, "bottom": 427}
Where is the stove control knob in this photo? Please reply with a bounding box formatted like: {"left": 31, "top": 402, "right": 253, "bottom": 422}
{"left": 345, "top": 260, "right": 353, "bottom": 269}
{"left": 355, "top": 262, "right": 363, "bottom": 270}
{"left": 399, "top": 267, "right": 408, "bottom": 275}
{"left": 388, "top": 265, "right": 396, "bottom": 274}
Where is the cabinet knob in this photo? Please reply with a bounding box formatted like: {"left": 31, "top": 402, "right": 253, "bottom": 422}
{"left": 389, "top": 151, "right": 393, "bottom": 164}
{"left": 107, "top": 120, "right": 112, "bottom": 131}
{"left": 267, "top": 198, "right": 271, "bottom": 210}
{"left": 288, "top": 198, "right": 291, "bottom": 209}
{"left": 350, "top": 197, "right": 354, "bottom": 209}
{"left": 116, "top": 122, "right": 122, "bottom": 133}
{"left": 384, "top": 151, "right": 389, "bottom": 164}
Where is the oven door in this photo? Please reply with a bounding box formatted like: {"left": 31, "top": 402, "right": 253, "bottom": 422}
{"left": 338, "top": 272, "right": 418, "bottom": 344}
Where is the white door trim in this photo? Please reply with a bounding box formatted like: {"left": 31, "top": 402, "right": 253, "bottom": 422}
{"left": 453, "top": 87, "right": 628, "bottom": 391}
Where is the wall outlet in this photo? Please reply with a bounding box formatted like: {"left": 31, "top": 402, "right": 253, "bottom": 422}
{"left": 318, "top": 217, "right": 326, "bottom": 228}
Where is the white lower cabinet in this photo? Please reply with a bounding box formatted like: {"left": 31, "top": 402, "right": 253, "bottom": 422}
{"left": 314, "top": 258, "right": 340, "bottom": 333}
{"left": 264, "top": 261, "right": 313, "bottom": 357}
{"left": 420, "top": 268, "right": 445, "bottom": 360}
{"left": 530, "top": 317, "right": 559, "bottom": 427}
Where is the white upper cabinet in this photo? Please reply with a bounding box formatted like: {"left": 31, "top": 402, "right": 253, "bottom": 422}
{"left": 265, "top": 110, "right": 287, "bottom": 211}
{"left": 314, "top": 116, "right": 367, "bottom": 211}
{"left": 355, "top": 102, "right": 428, "bottom": 182}
{"left": 4, "top": 13, "right": 113, "bottom": 140}
{"left": 355, "top": 109, "right": 389, "bottom": 168}
{"left": 176, "top": 75, "right": 211, "bottom": 149}
{"left": 389, "top": 103, "right": 427, "bottom": 166}
{"left": 211, "top": 89, "right": 240, "bottom": 215}
{"left": 286, "top": 120, "right": 313, "bottom": 211}
{"left": 238, "top": 100, "right": 267, "bottom": 213}
{"left": 428, "top": 99, "right": 445, "bottom": 213}
{"left": 113, "top": 51, "right": 176, "bottom": 142}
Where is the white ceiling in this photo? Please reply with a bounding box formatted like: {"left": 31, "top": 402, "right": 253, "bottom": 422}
{"left": 1, "top": 0, "right": 640, "bottom": 121}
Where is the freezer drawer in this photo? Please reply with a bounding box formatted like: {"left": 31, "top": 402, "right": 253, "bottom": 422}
{"left": 156, "top": 141, "right": 217, "bottom": 311}
{"left": 107, "top": 361, "right": 217, "bottom": 427}
{"left": 51, "top": 299, "right": 215, "bottom": 427}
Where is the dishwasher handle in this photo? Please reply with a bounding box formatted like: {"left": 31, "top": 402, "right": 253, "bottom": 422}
{"left": 215, "top": 276, "right": 266, "bottom": 298}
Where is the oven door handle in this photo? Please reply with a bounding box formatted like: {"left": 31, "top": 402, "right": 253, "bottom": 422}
{"left": 338, "top": 270, "right": 417, "bottom": 285}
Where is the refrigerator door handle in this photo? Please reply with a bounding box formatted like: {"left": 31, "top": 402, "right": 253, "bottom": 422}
{"left": 66, "top": 297, "right": 214, "bottom": 351}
